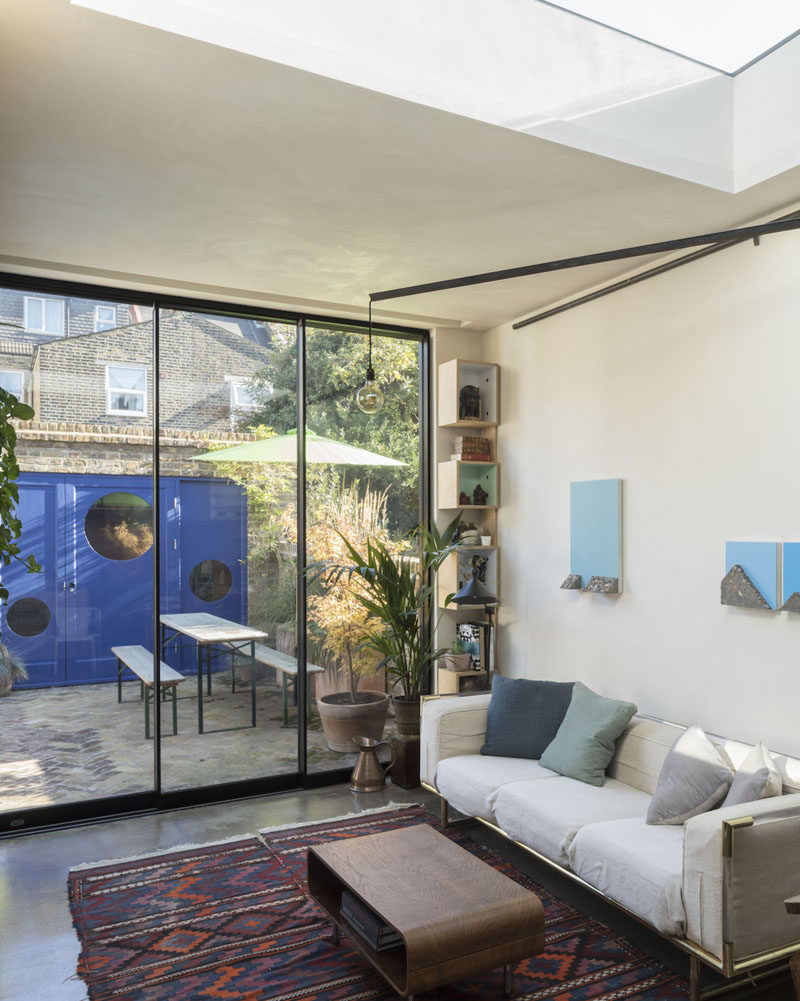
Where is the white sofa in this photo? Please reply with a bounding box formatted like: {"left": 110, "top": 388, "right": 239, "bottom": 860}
{"left": 420, "top": 693, "right": 800, "bottom": 1000}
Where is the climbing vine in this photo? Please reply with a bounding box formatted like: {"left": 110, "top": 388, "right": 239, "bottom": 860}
{"left": 0, "top": 388, "right": 40, "bottom": 600}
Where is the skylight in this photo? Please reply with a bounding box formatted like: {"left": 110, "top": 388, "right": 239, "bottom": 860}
{"left": 72, "top": 0, "right": 800, "bottom": 192}
{"left": 548, "top": 0, "right": 800, "bottom": 73}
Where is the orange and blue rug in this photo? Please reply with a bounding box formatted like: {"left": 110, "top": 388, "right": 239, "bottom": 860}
{"left": 68, "top": 804, "right": 688, "bottom": 1000}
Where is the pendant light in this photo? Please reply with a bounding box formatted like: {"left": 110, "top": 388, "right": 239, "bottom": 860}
{"left": 356, "top": 301, "right": 385, "bottom": 414}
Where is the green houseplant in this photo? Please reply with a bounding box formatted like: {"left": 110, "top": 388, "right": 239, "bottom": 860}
{"left": 307, "top": 514, "right": 461, "bottom": 736}
{"left": 0, "top": 386, "right": 41, "bottom": 695}
{"left": 439, "top": 638, "right": 471, "bottom": 673}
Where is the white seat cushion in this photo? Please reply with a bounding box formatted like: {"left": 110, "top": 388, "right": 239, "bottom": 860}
{"left": 494, "top": 776, "right": 651, "bottom": 865}
{"left": 435, "top": 754, "right": 557, "bottom": 822}
{"left": 569, "top": 817, "right": 686, "bottom": 935}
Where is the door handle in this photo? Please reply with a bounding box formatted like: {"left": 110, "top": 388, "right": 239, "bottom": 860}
{"left": 68, "top": 581, "right": 76, "bottom": 592}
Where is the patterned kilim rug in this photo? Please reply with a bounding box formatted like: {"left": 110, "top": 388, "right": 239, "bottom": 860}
{"left": 68, "top": 804, "right": 689, "bottom": 1000}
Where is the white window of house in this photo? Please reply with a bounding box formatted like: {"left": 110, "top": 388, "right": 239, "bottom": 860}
{"left": 229, "top": 379, "right": 258, "bottom": 409}
{"left": 0, "top": 371, "right": 25, "bottom": 398}
{"left": 94, "top": 305, "right": 116, "bottom": 332}
{"left": 24, "top": 296, "right": 65, "bottom": 335}
{"left": 106, "top": 364, "right": 147, "bottom": 416}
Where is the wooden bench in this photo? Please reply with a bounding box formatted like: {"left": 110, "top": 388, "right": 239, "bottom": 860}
{"left": 112, "top": 645, "right": 186, "bottom": 739}
{"left": 229, "top": 642, "right": 324, "bottom": 725}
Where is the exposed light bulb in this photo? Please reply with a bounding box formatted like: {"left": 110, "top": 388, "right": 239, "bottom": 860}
{"left": 356, "top": 365, "right": 384, "bottom": 414}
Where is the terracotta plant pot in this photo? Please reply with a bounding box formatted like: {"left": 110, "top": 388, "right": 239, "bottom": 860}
{"left": 440, "top": 653, "right": 472, "bottom": 672}
{"left": 392, "top": 694, "right": 421, "bottom": 737}
{"left": 316, "top": 691, "right": 389, "bottom": 753}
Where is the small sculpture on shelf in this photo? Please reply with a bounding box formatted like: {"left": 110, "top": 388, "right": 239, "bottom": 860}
{"left": 459, "top": 491, "right": 472, "bottom": 506}
{"left": 459, "top": 385, "right": 481, "bottom": 421}
{"left": 472, "top": 483, "right": 488, "bottom": 506}
{"left": 469, "top": 554, "right": 488, "bottom": 583}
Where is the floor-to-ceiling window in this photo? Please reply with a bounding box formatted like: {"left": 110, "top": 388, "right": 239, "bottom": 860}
{"left": 0, "top": 277, "right": 426, "bottom": 832}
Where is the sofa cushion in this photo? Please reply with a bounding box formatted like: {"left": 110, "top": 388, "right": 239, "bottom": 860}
{"left": 646, "top": 724, "right": 733, "bottom": 825}
{"left": 494, "top": 775, "right": 651, "bottom": 866}
{"left": 539, "top": 682, "right": 638, "bottom": 786}
{"left": 721, "top": 741, "right": 782, "bottom": 807}
{"left": 481, "top": 675, "right": 574, "bottom": 759}
{"left": 569, "top": 817, "right": 686, "bottom": 936}
{"left": 436, "top": 754, "right": 557, "bottom": 822}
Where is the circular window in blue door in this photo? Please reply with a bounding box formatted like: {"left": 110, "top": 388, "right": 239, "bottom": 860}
{"left": 85, "top": 492, "right": 153, "bottom": 561}
{"left": 190, "top": 560, "right": 232, "bottom": 602}
{"left": 7, "top": 597, "right": 51, "bottom": 637}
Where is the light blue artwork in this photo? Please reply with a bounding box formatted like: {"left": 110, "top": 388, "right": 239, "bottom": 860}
{"left": 724, "top": 542, "right": 778, "bottom": 610}
{"left": 569, "top": 479, "right": 622, "bottom": 591}
{"left": 781, "top": 543, "right": 800, "bottom": 611}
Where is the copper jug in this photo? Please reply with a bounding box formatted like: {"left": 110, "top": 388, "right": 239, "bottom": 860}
{"left": 349, "top": 736, "right": 397, "bottom": 793}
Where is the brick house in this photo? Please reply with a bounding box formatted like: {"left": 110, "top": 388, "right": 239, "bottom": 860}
{"left": 0, "top": 290, "right": 276, "bottom": 475}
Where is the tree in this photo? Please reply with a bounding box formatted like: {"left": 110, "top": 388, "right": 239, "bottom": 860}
{"left": 245, "top": 324, "right": 421, "bottom": 534}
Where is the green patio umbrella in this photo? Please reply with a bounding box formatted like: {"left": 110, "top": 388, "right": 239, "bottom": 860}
{"left": 194, "top": 428, "right": 405, "bottom": 466}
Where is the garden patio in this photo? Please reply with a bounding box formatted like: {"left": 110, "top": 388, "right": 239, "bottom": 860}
{"left": 0, "top": 671, "right": 400, "bottom": 814}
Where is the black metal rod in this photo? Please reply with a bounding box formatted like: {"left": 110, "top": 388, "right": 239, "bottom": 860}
{"left": 151, "top": 302, "right": 161, "bottom": 791}
{"left": 296, "top": 317, "right": 308, "bottom": 777}
{"left": 369, "top": 216, "right": 800, "bottom": 303}
{"left": 513, "top": 238, "right": 742, "bottom": 329}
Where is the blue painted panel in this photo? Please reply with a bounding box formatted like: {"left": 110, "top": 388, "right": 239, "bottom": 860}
{"left": 782, "top": 543, "right": 800, "bottom": 605}
{"left": 570, "top": 479, "right": 621, "bottom": 583}
{"left": 725, "top": 541, "right": 778, "bottom": 610}
{"left": 8, "top": 473, "right": 246, "bottom": 687}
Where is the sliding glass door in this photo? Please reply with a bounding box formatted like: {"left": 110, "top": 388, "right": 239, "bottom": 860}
{"left": 0, "top": 276, "right": 425, "bottom": 831}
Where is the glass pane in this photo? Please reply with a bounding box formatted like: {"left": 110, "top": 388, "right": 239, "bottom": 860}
{"left": 0, "top": 371, "right": 24, "bottom": 396}
{"left": 109, "top": 390, "right": 145, "bottom": 413}
{"left": 84, "top": 492, "right": 153, "bottom": 561}
{"left": 304, "top": 324, "right": 421, "bottom": 776}
{"left": 108, "top": 366, "right": 145, "bottom": 391}
{"left": 158, "top": 308, "right": 299, "bottom": 793}
{"left": 25, "top": 297, "right": 42, "bottom": 330}
{"left": 44, "top": 299, "right": 63, "bottom": 333}
{"left": 0, "top": 285, "right": 156, "bottom": 820}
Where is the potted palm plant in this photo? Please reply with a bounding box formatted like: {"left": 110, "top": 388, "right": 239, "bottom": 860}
{"left": 0, "top": 645, "right": 27, "bottom": 697}
{"left": 307, "top": 515, "right": 461, "bottom": 737}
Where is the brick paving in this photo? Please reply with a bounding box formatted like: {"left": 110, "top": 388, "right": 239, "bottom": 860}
{"left": 0, "top": 673, "right": 396, "bottom": 813}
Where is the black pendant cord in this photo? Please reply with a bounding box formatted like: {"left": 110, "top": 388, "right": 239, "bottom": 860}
{"left": 367, "top": 300, "right": 373, "bottom": 377}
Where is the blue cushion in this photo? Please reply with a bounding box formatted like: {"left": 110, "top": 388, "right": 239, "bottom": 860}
{"left": 480, "top": 675, "right": 574, "bottom": 759}
{"left": 540, "top": 681, "right": 637, "bottom": 786}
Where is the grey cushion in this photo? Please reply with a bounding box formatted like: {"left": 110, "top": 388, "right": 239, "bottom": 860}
{"left": 722, "top": 741, "right": 782, "bottom": 807}
{"left": 646, "top": 725, "right": 733, "bottom": 825}
{"left": 480, "top": 675, "right": 574, "bottom": 759}
{"left": 539, "top": 681, "right": 637, "bottom": 786}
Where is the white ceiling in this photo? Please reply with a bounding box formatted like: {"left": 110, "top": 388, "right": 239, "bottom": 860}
{"left": 3, "top": 0, "right": 800, "bottom": 331}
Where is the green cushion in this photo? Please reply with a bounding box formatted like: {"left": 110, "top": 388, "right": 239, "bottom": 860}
{"left": 539, "top": 681, "right": 637, "bottom": 786}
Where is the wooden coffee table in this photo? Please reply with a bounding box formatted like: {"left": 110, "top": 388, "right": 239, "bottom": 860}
{"left": 307, "top": 823, "right": 545, "bottom": 999}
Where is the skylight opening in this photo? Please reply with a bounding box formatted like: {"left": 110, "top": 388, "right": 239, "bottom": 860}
{"left": 545, "top": 0, "right": 800, "bottom": 73}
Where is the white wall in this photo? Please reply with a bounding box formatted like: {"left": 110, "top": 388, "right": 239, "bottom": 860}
{"left": 483, "top": 229, "right": 800, "bottom": 754}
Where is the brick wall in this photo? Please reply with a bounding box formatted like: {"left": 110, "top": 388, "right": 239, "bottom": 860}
{"left": 14, "top": 420, "right": 258, "bottom": 478}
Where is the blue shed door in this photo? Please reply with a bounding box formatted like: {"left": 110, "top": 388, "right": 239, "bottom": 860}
{"left": 65, "top": 480, "right": 160, "bottom": 682}
{"left": 176, "top": 479, "right": 246, "bottom": 622}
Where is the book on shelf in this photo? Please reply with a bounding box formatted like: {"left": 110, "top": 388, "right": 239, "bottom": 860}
{"left": 453, "top": 434, "right": 491, "bottom": 453}
{"left": 340, "top": 890, "right": 403, "bottom": 951}
{"left": 450, "top": 452, "right": 491, "bottom": 462}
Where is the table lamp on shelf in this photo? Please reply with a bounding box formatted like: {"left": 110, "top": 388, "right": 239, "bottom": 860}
{"left": 450, "top": 568, "right": 497, "bottom": 682}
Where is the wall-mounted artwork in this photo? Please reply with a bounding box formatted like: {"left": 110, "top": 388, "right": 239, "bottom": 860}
{"left": 781, "top": 543, "right": 800, "bottom": 611}
{"left": 721, "top": 542, "right": 778, "bottom": 610}
{"left": 561, "top": 478, "right": 622, "bottom": 594}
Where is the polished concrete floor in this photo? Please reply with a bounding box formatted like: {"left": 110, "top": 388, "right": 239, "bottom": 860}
{"left": 0, "top": 783, "right": 794, "bottom": 1001}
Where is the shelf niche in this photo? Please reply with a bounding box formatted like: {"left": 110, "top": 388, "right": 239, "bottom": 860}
{"left": 437, "top": 359, "right": 499, "bottom": 427}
